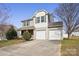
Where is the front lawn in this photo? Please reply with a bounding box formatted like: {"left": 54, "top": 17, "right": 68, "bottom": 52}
{"left": 61, "top": 38, "right": 79, "bottom": 56}
{"left": 0, "top": 39, "right": 25, "bottom": 48}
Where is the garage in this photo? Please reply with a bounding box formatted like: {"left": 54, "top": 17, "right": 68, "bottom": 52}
{"left": 36, "top": 31, "right": 45, "bottom": 40}
{"left": 48, "top": 22, "right": 63, "bottom": 40}
{"left": 35, "top": 22, "right": 63, "bottom": 40}
{"left": 49, "top": 30, "right": 62, "bottom": 40}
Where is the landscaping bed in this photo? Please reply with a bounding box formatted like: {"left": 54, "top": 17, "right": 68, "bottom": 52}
{"left": 0, "top": 39, "right": 25, "bottom": 48}
{"left": 61, "top": 38, "right": 79, "bottom": 56}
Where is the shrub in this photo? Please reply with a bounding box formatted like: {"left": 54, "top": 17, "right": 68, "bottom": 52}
{"left": 22, "top": 31, "right": 31, "bottom": 41}
{"left": 6, "top": 27, "right": 17, "bottom": 40}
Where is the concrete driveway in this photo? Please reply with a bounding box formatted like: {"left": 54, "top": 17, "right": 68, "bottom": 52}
{"left": 0, "top": 40, "right": 61, "bottom": 56}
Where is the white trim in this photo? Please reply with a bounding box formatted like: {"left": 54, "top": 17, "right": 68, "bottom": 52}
{"left": 33, "top": 9, "right": 48, "bottom": 17}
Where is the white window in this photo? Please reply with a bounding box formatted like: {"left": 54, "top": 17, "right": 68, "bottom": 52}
{"left": 41, "top": 16, "right": 46, "bottom": 22}
{"left": 35, "top": 17, "right": 40, "bottom": 23}
{"left": 27, "top": 21, "right": 30, "bottom": 26}
{"left": 23, "top": 22, "right": 26, "bottom": 26}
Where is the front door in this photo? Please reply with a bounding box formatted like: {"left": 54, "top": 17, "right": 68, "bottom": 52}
{"left": 28, "top": 30, "right": 33, "bottom": 35}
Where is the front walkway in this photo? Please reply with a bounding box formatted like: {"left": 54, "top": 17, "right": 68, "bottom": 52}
{"left": 0, "top": 40, "right": 61, "bottom": 56}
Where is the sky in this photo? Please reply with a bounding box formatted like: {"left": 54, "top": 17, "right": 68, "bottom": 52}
{"left": 4, "top": 3, "right": 58, "bottom": 28}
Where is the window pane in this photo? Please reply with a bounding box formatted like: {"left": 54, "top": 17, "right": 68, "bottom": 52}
{"left": 36, "top": 17, "right": 40, "bottom": 23}
{"left": 27, "top": 21, "right": 30, "bottom": 26}
{"left": 23, "top": 22, "right": 26, "bottom": 26}
{"left": 41, "top": 16, "right": 45, "bottom": 22}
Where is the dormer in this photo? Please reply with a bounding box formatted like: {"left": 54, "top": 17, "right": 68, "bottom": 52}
{"left": 33, "top": 10, "right": 50, "bottom": 28}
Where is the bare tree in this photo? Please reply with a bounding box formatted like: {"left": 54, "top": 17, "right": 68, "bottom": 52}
{"left": 0, "top": 4, "right": 10, "bottom": 24}
{"left": 0, "top": 4, "right": 10, "bottom": 40}
{"left": 55, "top": 3, "right": 79, "bottom": 39}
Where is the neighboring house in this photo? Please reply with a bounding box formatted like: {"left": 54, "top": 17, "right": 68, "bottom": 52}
{"left": 72, "top": 29, "right": 79, "bottom": 36}
{"left": 18, "top": 10, "right": 63, "bottom": 40}
{"left": 0, "top": 24, "right": 13, "bottom": 40}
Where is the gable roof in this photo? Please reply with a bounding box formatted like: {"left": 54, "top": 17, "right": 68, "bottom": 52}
{"left": 0, "top": 24, "right": 13, "bottom": 33}
{"left": 33, "top": 9, "right": 48, "bottom": 17}
{"left": 21, "top": 19, "right": 33, "bottom": 22}
{"left": 48, "top": 22, "right": 63, "bottom": 28}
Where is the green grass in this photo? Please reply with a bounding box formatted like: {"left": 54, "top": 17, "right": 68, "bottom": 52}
{"left": 0, "top": 39, "right": 25, "bottom": 48}
{"left": 61, "top": 38, "right": 79, "bottom": 46}
{"left": 61, "top": 38, "right": 79, "bottom": 56}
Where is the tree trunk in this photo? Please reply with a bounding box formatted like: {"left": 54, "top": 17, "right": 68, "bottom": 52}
{"left": 68, "top": 33, "right": 71, "bottom": 39}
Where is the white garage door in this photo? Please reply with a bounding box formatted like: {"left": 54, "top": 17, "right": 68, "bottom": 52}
{"left": 36, "top": 31, "right": 45, "bottom": 40}
{"left": 49, "top": 30, "right": 61, "bottom": 40}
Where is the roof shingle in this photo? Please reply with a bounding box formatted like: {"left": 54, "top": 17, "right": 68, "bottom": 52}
{"left": 48, "top": 22, "right": 63, "bottom": 28}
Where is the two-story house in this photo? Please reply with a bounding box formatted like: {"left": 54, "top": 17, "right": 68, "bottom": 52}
{"left": 18, "top": 10, "right": 63, "bottom": 40}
